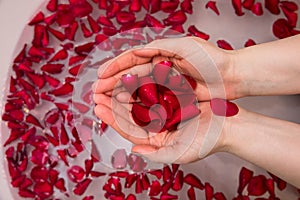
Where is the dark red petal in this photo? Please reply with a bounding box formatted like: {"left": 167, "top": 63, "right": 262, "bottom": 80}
{"left": 116, "top": 11, "right": 136, "bottom": 25}
{"left": 49, "top": 49, "right": 68, "bottom": 62}
{"left": 153, "top": 61, "right": 172, "bottom": 84}
{"left": 138, "top": 76, "right": 159, "bottom": 107}
{"left": 68, "top": 165, "right": 85, "bottom": 183}
{"left": 103, "top": 26, "right": 118, "bottom": 36}
{"left": 73, "top": 178, "right": 92, "bottom": 195}
{"left": 57, "top": 149, "right": 69, "bottom": 166}
{"left": 205, "top": 182, "right": 214, "bottom": 200}
{"left": 28, "top": 11, "right": 44, "bottom": 25}
{"left": 181, "top": 0, "right": 193, "bottom": 14}
{"left": 187, "top": 186, "right": 196, "bottom": 200}
{"left": 252, "top": 2, "right": 263, "bottom": 16}
{"left": 140, "top": 0, "right": 150, "bottom": 10}
{"left": 87, "top": 15, "right": 101, "bottom": 33}
{"left": 160, "top": 193, "right": 178, "bottom": 199}
{"left": 217, "top": 40, "right": 234, "bottom": 50}
{"left": 26, "top": 72, "right": 45, "bottom": 89}
{"left": 31, "top": 149, "right": 49, "bottom": 166}
{"left": 90, "top": 171, "right": 106, "bottom": 177}
{"left": 182, "top": 74, "right": 197, "bottom": 90}
{"left": 148, "top": 169, "right": 163, "bottom": 179}
{"left": 265, "top": 0, "right": 280, "bottom": 14}
{"left": 265, "top": 178, "right": 275, "bottom": 197}
{"left": 280, "top": 5, "right": 298, "bottom": 27}
{"left": 126, "top": 194, "right": 136, "bottom": 200}
{"left": 46, "top": 0, "right": 57, "bottom": 12}
{"left": 121, "top": 74, "right": 139, "bottom": 95}
{"left": 184, "top": 173, "right": 204, "bottom": 190}
{"left": 149, "top": 180, "right": 161, "bottom": 196}
{"left": 244, "top": 39, "right": 256, "bottom": 47}
{"left": 48, "top": 27, "right": 65, "bottom": 41}
{"left": 141, "top": 173, "right": 150, "bottom": 190}
{"left": 163, "top": 165, "right": 172, "bottom": 182}
{"left": 26, "top": 114, "right": 43, "bottom": 128}
{"left": 242, "top": 0, "right": 254, "bottom": 10}
{"left": 60, "top": 124, "right": 70, "bottom": 145}
{"left": 55, "top": 178, "right": 67, "bottom": 191}
{"left": 30, "top": 166, "right": 49, "bottom": 182}
{"left": 97, "top": 16, "right": 114, "bottom": 27}
{"left": 41, "top": 63, "right": 64, "bottom": 74}
{"left": 205, "top": 1, "right": 220, "bottom": 15}
{"left": 238, "top": 167, "right": 254, "bottom": 194}
{"left": 163, "top": 11, "right": 187, "bottom": 26}
{"left": 280, "top": 1, "right": 298, "bottom": 12}
{"left": 65, "top": 21, "right": 79, "bottom": 40}
{"left": 214, "top": 192, "right": 226, "bottom": 200}
{"left": 130, "top": 0, "right": 142, "bottom": 12}
{"left": 145, "top": 14, "right": 164, "bottom": 30}
{"left": 18, "top": 189, "right": 35, "bottom": 198}
{"left": 132, "top": 103, "right": 151, "bottom": 123}
{"left": 44, "top": 13, "right": 57, "bottom": 25}
{"left": 81, "top": 21, "right": 93, "bottom": 38}
{"left": 161, "top": 1, "right": 179, "bottom": 13}
{"left": 125, "top": 174, "right": 137, "bottom": 188}
{"left": 247, "top": 175, "right": 267, "bottom": 196}
{"left": 150, "top": 0, "right": 161, "bottom": 13}
{"left": 272, "top": 18, "right": 292, "bottom": 39}
{"left": 172, "top": 170, "right": 184, "bottom": 191}
{"left": 49, "top": 82, "right": 74, "bottom": 96}
{"left": 232, "top": 0, "right": 245, "bottom": 16}
{"left": 44, "top": 73, "right": 60, "bottom": 88}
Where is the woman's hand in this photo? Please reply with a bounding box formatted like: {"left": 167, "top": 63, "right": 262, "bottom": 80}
{"left": 94, "top": 92, "right": 229, "bottom": 163}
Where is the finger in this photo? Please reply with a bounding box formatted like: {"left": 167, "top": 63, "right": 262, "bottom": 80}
{"left": 93, "top": 62, "right": 153, "bottom": 94}
{"left": 99, "top": 49, "right": 152, "bottom": 78}
{"left": 115, "top": 91, "right": 136, "bottom": 103}
{"left": 93, "top": 93, "right": 133, "bottom": 112}
{"left": 94, "top": 104, "right": 149, "bottom": 145}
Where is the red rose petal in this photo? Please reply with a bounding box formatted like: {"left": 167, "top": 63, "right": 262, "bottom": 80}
{"left": 116, "top": 11, "right": 136, "bottom": 25}
{"left": 46, "top": 0, "right": 58, "bottom": 12}
{"left": 280, "top": 4, "right": 298, "bottom": 27}
{"left": 140, "top": 0, "right": 150, "bottom": 11}
{"left": 187, "top": 186, "right": 196, "bottom": 200}
{"left": 41, "top": 63, "right": 64, "bottom": 74}
{"left": 238, "top": 167, "right": 254, "bottom": 194}
{"left": 265, "top": 0, "right": 280, "bottom": 15}
{"left": 161, "top": 1, "right": 179, "bottom": 13}
{"left": 149, "top": 180, "right": 161, "bottom": 196}
{"left": 65, "top": 21, "right": 79, "bottom": 40}
{"left": 87, "top": 15, "right": 101, "bottom": 33}
{"left": 121, "top": 74, "right": 139, "bottom": 95}
{"left": 150, "top": 0, "right": 161, "bottom": 14}
{"left": 214, "top": 192, "right": 226, "bottom": 200}
{"left": 163, "top": 11, "right": 187, "bottom": 26}
{"left": 49, "top": 49, "right": 68, "bottom": 62}
{"left": 244, "top": 39, "right": 256, "bottom": 47}
{"left": 273, "top": 18, "right": 292, "bottom": 39}
{"left": 247, "top": 175, "right": 267, "bottom": 196}
{"left": 217, "top": 40, "right": 234, "bottom": 50}
{"left": 280, "top": 1, "right": 298, "bottom": 12}
{"left": 130, "top": 0, "right": 142, "bottom": 12}
{"left": 232, "top": 0, "right": 245, "bottom": 16}
{"left": 73, "top": 178, "right": 92, "bottom": 195}
{"left": 48, "top": 27, "right": 65, "bottom": 41}
{"left": 242, "top": 0, "right": 254, "bottom": 10}
{"left": 28, "top": 11, "right": 45, "bottom": 25}
{"left": 138, "top": 76, "right": 159, "bottom": 107}
{"left": 265, "top": 178, "right": 275, "bottom": 197}
{"left": 26, "top": 114, "right": 43, "bottom": 128}
{"left": 251, "top": 2, "right": 263, "bottom": 16}
{"left": 205, "top": 1, "right": 220, "bottom": 15}
{"left": 55, "top": 178, "right": 67, "bottom": 191}
{"left": 30, "top": 166, "right": 48, "bottom": 182}
{"left": 184, "top": 173, "right": 204, "bottom": 190}
{"left": 125, "top": 174, "right": 137, "bottom": 188}
{"left": 126, "top": 194, "right": 136, "bottom": 200}
{"left": 111, "top": 149, "right": 127, "bottom": 169}
{"left": 172, "top": 170, "right": 184, "bottom": 191}
{"left": 81, "top": 21, "right": 93, "bottom": 38}
{"left": 205, "top": 182, "right": 214, "bottom": 200}
{"left": 181, "top": 0, "right": 193, "bottom": 14}
{"left": 49, "top": 82, "right": 74, "bottom": 96}
{"left": 145, "top": 14, "right": 165, "bottom": 29}
{"left": 68, "top": 165, "right": 85, "bottom": 183}
{"left": 153, "top": 61, "right": 172, "bottom": 84}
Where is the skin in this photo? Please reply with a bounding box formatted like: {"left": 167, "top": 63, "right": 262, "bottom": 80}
{"left": 93, "top": 35, "right": 300, "bottom": 188}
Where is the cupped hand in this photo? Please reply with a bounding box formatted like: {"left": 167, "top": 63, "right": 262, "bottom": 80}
{"left": 94, "top": 92, "right": 228, "bottom": 164}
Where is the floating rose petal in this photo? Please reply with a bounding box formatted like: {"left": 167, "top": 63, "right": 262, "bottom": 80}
{"left": 30, "top": 166, "right": 49, "bottom": 182}
{"left": 81, "top": 21, "right": 93, "bottom": 38}
{"left": 68, "top": 165, "right": 85, "bottom": 183}
{"left": 205, "top": 1, "right": 220, "bottom": 15}
{"left": 111, "top": 149, "right": 127, "bottom": 169}
{"left": 161, "top": 1, "right": 179, "bottom": 13}
{"left": 181, "top": 0, "right": 193, "bottom": 14}
{"left": 187, "top": 186, "right": 196, "bottom": 200}
{"left": 48, "top": 49, "right": 68, "bottom": 63}
{"left": 205, "top": 182, "right": 214, "bottom": 200}
{"left": 31, "top": 149, "right": 49, "bottom": 166}
{"left": 140, "top": 0, "right": 150, "bottom": 10}
{"left": 26, "top": 114, "right": 43, "bottom": 128}
{"left": 55, "top": 178, "right": 67, "bottom": 191}
{"left": 273, "top": 18, "right": 292, "bottom": 39}
{"left": 214, "top": 192, "right": 226, "bottom": 200}
{"left": 232, "top": 0, "right": 245, "bottom": 16}
{"left": 26, "top": 72, "right": 45, "bottom": 89}
{"left": 217, "top": 40, "right": 234, "bottom": 50}
{"left": 41, "top": 63, "right": 64, "bottom": 74}
{"left": 184, "top": 173, "right": 204, "bottom": 190}
{"left": 145, "top": 14, "right": 165, "bottom": 29}
{"left": 242, "top": 0, "right": 254, "bottom": 10}
{"left": 116, "top": 11, "right": 136, "bottom": 25}
{"left": 128, "top": 153, "right": 147, "bottom": 172}
{"left": 163, "top": 11, "right": 187, "bottom": 26}
{"left": 49, "top": 82, "right": 74, "bottom": 96}
{"left": 138, "top": 76, "right": 159, "bottom": 107}
{"left": 46, "top": 0, "right": 57, "bottom": 12}
{"left": 130, "top": 0, "right": 141, "bottom": 12}
{"left": 28, "top": 11, "right": 44, "bottom": 25}
{"left": 247, "top": 175, "right": 267, "bottom": 196}
{"left": 281, "top": 5, "right": 298, "bottom": 27}
{"left": 238, "top": 167, "right": 254, "bottom": 194}
{"left": 244, "top": 39, "right": 256, "bottom": 47}
{"left": 87, "top": 15, "right": 101, "bottom": 33}
{"left": 65, "top": 21, "right": 79, "bottom": 41}
{"left": 265, "top": 0, "right": 280, "bottom": 15}
{"left": 48, "top": 27, "right": 66, "bottom": 41}
{"left": 121, "top": 74, "right": 139, "bottom": 96}
{"left": 252, "top": 2, "right": 263, "bottom": 16}
{"left": 172, "top": 170, "right": 184, "bottom": 191}
{"left": 280, "top": 1, "right": 298, "bottom": 12}
{"left": 73, "top": 178, "right": 92, "bottom": 196}
{"left": 125, "top": 173, "right": 137, "bottom": 188}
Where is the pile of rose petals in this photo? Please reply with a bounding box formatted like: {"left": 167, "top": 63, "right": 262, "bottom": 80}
{"left": 121, "top": 61, "right": 200, "bottom": 133}
{"left": 1, "top": 0, "right": 300, "bottom": 199}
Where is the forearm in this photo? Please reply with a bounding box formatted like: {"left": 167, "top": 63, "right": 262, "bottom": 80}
{"left": 224, "top": 108, "right": 300, "bottom": 188}
{"left": 233, "top": 35, "right": 300, "bottom": 97}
